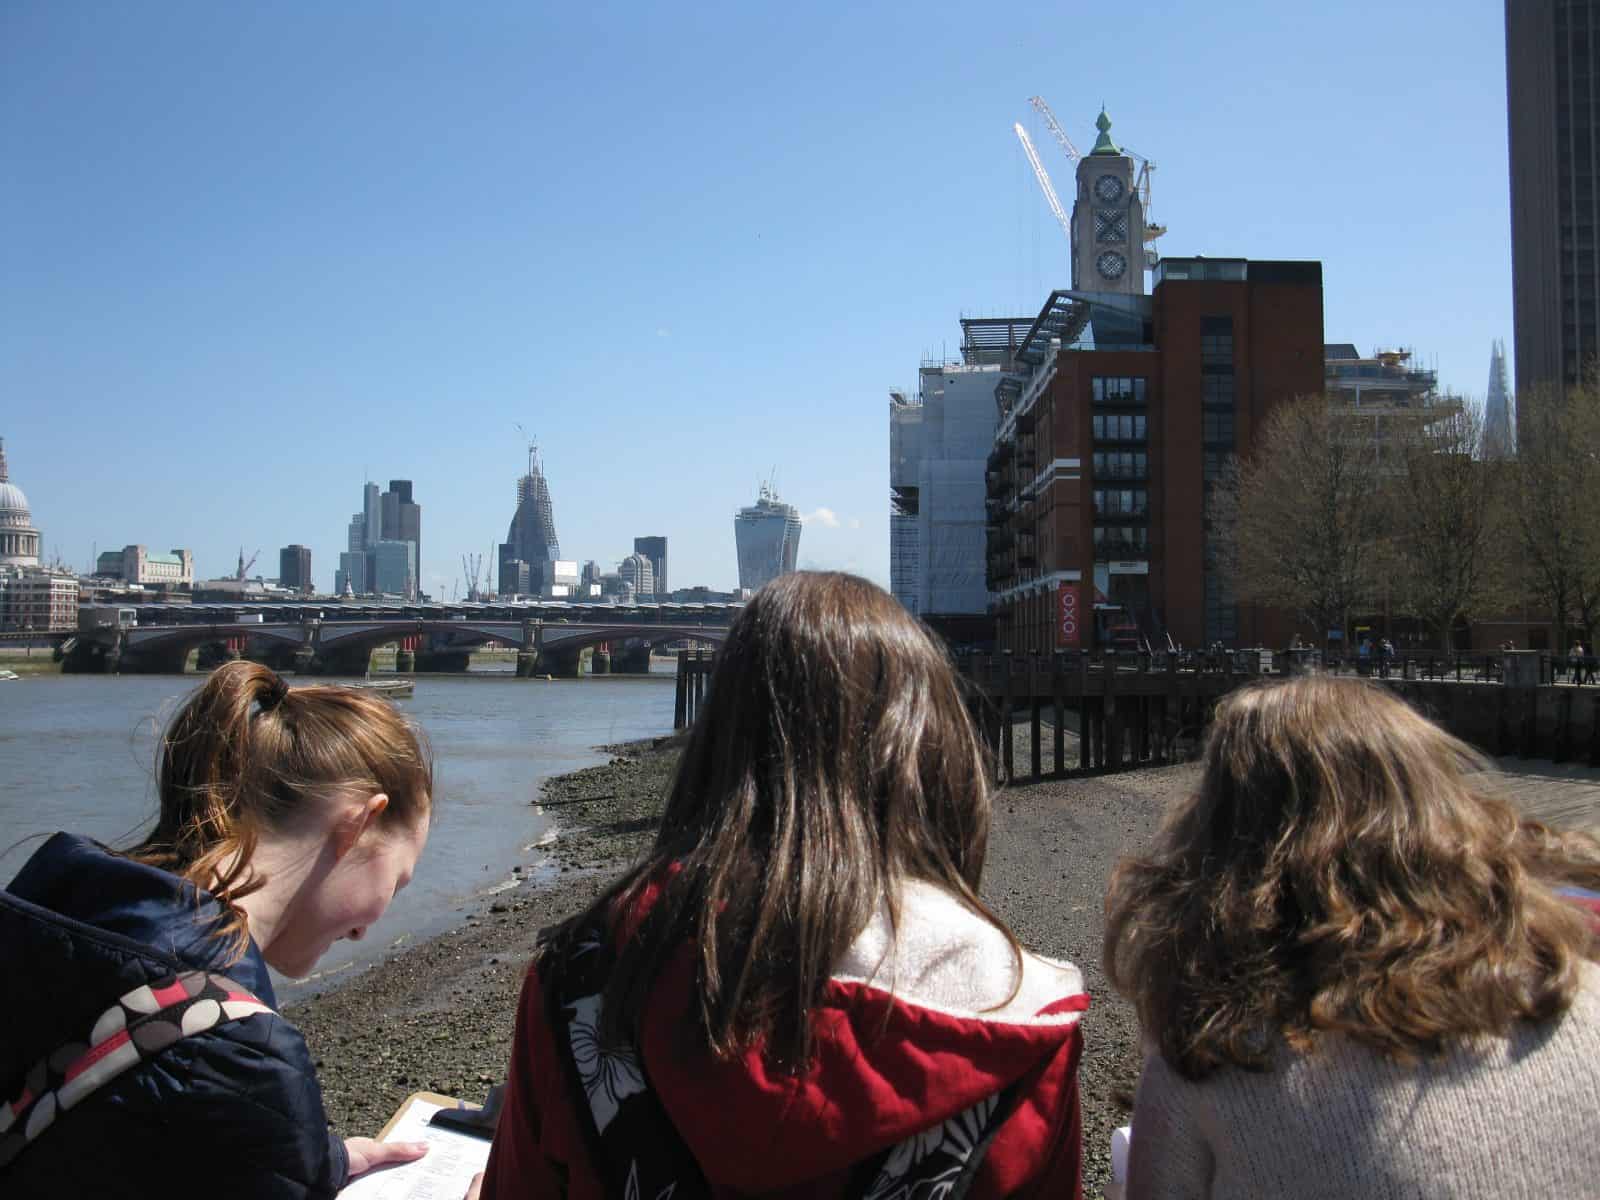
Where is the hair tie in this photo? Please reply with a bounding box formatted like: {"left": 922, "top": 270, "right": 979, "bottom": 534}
{"left": 259, "top": 675, "right": 290, "bottom": 713}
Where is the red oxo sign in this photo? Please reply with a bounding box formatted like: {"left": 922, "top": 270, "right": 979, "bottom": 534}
{"left": 1057, "top": 583, "right": 1080, "bottom": 648}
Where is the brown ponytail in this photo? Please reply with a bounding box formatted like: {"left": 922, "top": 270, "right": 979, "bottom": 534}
{"left": 129, "top": 661, "right": 432, "bottom": 961}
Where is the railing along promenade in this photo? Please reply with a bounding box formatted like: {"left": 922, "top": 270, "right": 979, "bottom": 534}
{"left": 956, "top": 648, "right": 1600, "bottom": 785}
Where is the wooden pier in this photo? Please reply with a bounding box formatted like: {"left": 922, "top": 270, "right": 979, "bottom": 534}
{"left": 673, "top": 648, "right": 715, "bottom": 729}
{"left": 956, "top": 650, "right": 1270, "bottom": 784}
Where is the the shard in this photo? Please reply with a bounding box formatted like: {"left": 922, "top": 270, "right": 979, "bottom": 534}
{"left": 1485, "top": 340, "right": 1515, "bottom": 459}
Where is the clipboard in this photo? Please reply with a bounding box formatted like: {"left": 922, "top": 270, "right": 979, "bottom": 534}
{"left": 378, "top": 1091, "right": 467, "bottom": 1139}
{"left": 342, "top": 1091, "right": 496, "bottom": 1200}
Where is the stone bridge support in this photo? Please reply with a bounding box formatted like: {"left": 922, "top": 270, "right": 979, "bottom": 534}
{"left": 63, "top": 634, "right": 122, "bottom": 674}
{"left": 308, "top": 641, "right": 375, "bottom": 677}
{"left": 540, "top": 643, "right": 583, "bottom": 678}
{"left": 612, "top": 642, "right": 653, "bottom": 674}
{"left": 516, "top": 621, "right": 542, "bottom": 677}
{"left": 415, "top": 647, "right": 473, "bottom": 673}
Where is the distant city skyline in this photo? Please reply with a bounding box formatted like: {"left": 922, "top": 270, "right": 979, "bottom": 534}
{"left": 2, "top": 2, "right": 1514, "bottom": 595}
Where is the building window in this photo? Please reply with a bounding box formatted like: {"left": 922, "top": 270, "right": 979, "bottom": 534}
{"left": 1203, "top": 570, "right": 1237, "bottom": 643}
{"left": 1201, "top": 315, "right": 1234, "bottom": 366}
{"left": 1093, "top": 488, "right": 1149, "bottom": 517}
{"left": 1092, "top": 376, "right": 1148, "bottom": 405}
{"left": 1202, "top": 450, "right": 1232, "bottom": 484}
{"left": 1092, "top": 413, "right": 1147, "bottom": 442}
{"left": 1093, "top": 450, "right": 1148, "bottom": 479}
{"left": 1202, "top": 410, "right": 1234, "bottom": 445}
{"left": 1093, "top": 525, "right": 1150, "bottom": 558}
{"left": 1201, "top": 371, "right": 1234, "bottom": 406}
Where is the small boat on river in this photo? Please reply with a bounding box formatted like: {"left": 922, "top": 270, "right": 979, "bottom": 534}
{"left": 349, "top": 678, "right": 415, "bottom": 700}
{"left": 0, "top": 669, "right": 18, "bottom": 681}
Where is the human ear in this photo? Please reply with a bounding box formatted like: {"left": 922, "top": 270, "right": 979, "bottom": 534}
{"left": 332, "top": 792, "right": 390, "bottom": 861}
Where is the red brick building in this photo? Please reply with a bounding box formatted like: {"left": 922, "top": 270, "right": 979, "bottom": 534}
{"left": 987, "top": 258, "right": 1324, "bottom": 654}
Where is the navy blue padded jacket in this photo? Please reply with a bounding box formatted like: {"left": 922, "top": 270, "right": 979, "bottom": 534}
{"left": 0, "top": 833, "right": 349, "bottom": 1198}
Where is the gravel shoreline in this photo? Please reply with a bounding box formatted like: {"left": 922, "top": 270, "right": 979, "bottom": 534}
{"left": 290, "top": 732, "right": 1187, "bottom": 1196}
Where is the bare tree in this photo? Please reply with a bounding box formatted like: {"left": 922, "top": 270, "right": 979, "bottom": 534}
{"left": 1388, "top": 403, "right": 1511, "bottom": 651}
{"left": 1509, "top": 381, "right": 1600, "bottom": 650}
{"left": 1210, "top": 396, "right": 1388, "bottom": 648}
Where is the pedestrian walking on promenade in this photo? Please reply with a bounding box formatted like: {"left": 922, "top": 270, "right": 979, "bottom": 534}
{"left": 0, "top": 662, "right": 434, "bottom": 1198}
{"left": 478, "top": 572, "right": 1090, "bottom": 1200}
{"left": 1104, "top": 676, "right": 1600, "bottom": 1199}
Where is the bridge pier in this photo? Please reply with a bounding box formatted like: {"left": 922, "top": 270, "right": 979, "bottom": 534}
{"left": 308, "top": 643, "right": 374, "bottom": 677}
{"left": 63, "top": 636, "right": 121, "bottom": 674}
{"left": 541, "top": 645, "right": 583, "bottom": 678}
{"left": 612, "top": 643, "right": 653, "bottom": 674}
{"left": 414, "top": 648, "right": 473, "bottom": 673}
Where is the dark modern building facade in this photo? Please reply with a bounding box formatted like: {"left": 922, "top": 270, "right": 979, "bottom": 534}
{"left": 1507, "top": 0, "right": 1600, "bottom": 394}
{"left": 633, "top": 536, "right": 667, "bottom": 595}
{"left": 987, "top": 258, "right": 1324, "bottom": 654}
{"left": 278, "top": 544, "right": 312, "bottom": 593}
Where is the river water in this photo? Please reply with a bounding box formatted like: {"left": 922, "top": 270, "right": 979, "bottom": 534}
{"left": 0, "top": 670, "right": 676, "bottom": 996}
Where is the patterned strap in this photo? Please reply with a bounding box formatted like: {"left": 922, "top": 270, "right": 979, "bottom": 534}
{"left": 0, "top": 970, "right": 272, "bottom": 1169}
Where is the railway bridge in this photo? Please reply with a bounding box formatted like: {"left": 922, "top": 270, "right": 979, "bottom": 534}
{"left": 65, "top": 599, "right": 737, "bottom": 676}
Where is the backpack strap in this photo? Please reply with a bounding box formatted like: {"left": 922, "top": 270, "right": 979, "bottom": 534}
{"left": 0, "top": 969, "right": 272, "bottom": 1169}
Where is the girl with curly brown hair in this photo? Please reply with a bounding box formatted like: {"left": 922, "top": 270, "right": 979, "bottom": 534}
{"left": 1104, "top": 675, "right": 1600, "bottom": 1199}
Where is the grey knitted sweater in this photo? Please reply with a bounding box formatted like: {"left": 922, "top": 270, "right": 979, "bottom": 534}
{"left": 1125, "top": 962, "right": 1600, "bottom": 1199}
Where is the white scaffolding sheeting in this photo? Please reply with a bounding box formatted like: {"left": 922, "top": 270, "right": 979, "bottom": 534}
{"left": 887, "top": 365, "right": 998, "bottom": 618}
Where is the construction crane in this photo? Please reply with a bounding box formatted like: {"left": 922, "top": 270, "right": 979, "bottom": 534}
{"left": 462, "top": 552, "right": 484, "bottom": 602}
{"left": 1026, "top": 95, "right": 1166, "bottom": 243}
{"left": 1013, "top": 123, "right": 1073, "bottom": 245}
{"left": 236, "top": 547, "right": 259, "bottom": 581}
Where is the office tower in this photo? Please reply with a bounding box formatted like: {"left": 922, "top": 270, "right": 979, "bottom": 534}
{"left": 279, "top": 544, "right": 312, "bottom": 593}
{"left": 370, "top": 539, "right": 415, "bottom": 597}
{"left": 499, "top": 445, "right": 560, "bottom": 598}
{"left": 734, "top": 483, "right": 801, "bottom": 592}
{"left": 335, "top": 550, "right": 367, "bottom": 595}
{"left": 380, "top": 480, "right": 421, "bottom": 599}
{"left": 1506, "top": 0, "right": 1600, "bottom": 394}
{"left": 633, "top": 536, "right": 667, "bottom": 595}
{"left": 618, "top": 553, "right": 654, "bottom": 598}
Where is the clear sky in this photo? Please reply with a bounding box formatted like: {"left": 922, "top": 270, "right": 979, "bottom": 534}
{"left": 1, "top": 0, "right": 1512, "bottom": 597}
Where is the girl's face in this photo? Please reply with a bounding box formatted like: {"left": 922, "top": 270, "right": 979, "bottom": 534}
{"left": 265, "top": 806, "right": 430, "bottom": 979}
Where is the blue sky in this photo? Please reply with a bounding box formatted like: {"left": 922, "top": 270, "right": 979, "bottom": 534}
{"left": 2, "top": 1, "right": 1511, "bottom": 596}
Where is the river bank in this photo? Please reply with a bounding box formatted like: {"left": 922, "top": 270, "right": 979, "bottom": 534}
{"left": 288, "top": 733, "right": 1173, "bottom": 1196}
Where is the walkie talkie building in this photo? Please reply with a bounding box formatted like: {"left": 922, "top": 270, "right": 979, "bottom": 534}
{"left": 734, "top": 483, "right": 801, "bottom": 593}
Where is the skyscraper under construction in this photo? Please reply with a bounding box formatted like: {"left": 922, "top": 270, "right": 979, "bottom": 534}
{"left": 499, "top": 444, "right": 561, "bottom": 598}
{"left": 734, "top": 483, "right": 801, "bottom": 593}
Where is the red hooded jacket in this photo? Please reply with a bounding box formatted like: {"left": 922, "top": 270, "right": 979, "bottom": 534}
{"left": 481, "top": 880, "right": 1088, "bottom": 1200}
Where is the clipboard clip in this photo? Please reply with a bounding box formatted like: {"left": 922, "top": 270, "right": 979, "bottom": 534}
{"left": 428, "top": 1083, "right": 505, "bottom": 1141}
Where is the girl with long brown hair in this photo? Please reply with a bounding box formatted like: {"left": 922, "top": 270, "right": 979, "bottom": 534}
{"left": 0, "top": 662, "right": 434, "bottom": 1197}
{"left": 480, "top": 572, "right": 1090, "bottom": 1200}
{"left": 1105, "top": 675, "right": 1600, "bottom": 1199}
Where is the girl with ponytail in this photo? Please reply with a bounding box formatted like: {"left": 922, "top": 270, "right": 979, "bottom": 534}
{"left": 0, "top": 662, "right": 434, "bottom": 1198}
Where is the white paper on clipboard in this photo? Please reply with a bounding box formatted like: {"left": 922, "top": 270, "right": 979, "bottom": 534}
{"left": 339, "top": 1096, "right": 491, "bottom": 1199}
